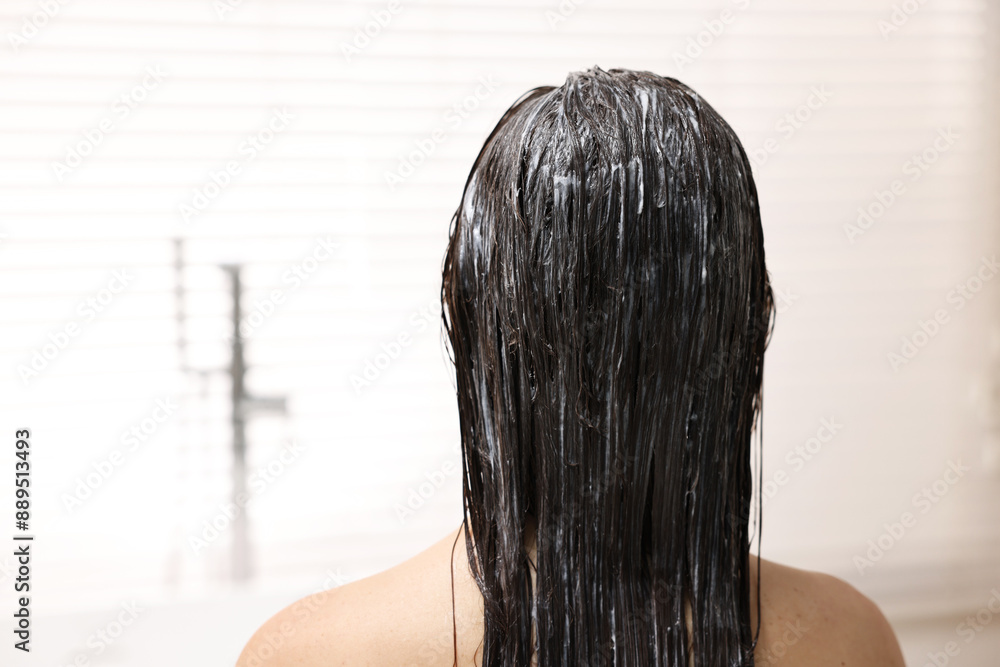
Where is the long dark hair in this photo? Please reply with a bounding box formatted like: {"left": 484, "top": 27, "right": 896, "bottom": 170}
{"left": 441, "top": 66, "right": 774, "bottom": 666}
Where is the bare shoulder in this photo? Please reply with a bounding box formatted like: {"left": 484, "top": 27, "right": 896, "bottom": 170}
{"left": 753, "top": 556, "right": 905, "bottom": 667}
{"left": 236, "top": 527, "right": 482, "bottom": 667}
{"left": 236, "top": 537, "right": 904, "bottom": 667}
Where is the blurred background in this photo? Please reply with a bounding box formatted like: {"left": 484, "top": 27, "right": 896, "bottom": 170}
{"left": 1, "top": 0, "right": 998, "bottom": 664}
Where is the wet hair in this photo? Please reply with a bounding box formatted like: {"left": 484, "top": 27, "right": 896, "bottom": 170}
{"left": 441, "top": 66, "right": 774, "bottom": 666}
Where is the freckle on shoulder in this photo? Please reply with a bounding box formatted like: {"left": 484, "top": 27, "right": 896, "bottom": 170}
{"left": 754, "top": 558, "right": 905, "bottom": 667}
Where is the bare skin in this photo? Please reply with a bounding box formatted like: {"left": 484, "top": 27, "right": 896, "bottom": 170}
{"left": 237, "top": 523, "right": 906, "bottom": 666}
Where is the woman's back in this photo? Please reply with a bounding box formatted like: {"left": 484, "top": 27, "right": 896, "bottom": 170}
{"left": 240, "top": 67, "right": 907, "bottom": 666}
{"left": 237, "top": 525, "right": 905, "bottom": 666}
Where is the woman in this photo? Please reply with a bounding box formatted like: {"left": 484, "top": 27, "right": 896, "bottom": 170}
{"left": 238, "top": 67, "right": 905, "bottom": 666}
